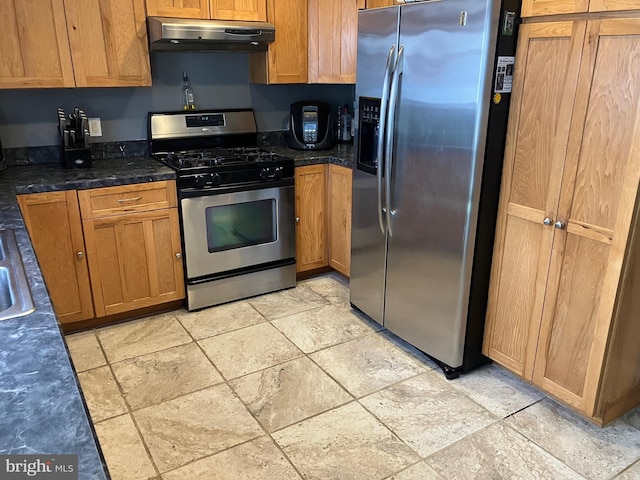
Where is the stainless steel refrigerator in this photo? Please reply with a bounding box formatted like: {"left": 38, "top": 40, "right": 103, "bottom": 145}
{"left": 350, "top": 0, "right": 520, "bottom": 378}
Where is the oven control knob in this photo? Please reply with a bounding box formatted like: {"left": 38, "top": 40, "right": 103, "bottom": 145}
{"left": 260, "top": 167, "right": 283, "bottom": 181}
{"left": 194, "top": 174, "right": 206, "bottom": 188}
{"left": 210, "top": 173, "right": 222, "bottom": 186}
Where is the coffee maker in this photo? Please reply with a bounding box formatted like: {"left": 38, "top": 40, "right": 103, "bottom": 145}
{"left": 287, "top": 101, "right": 335, "bottom": 150}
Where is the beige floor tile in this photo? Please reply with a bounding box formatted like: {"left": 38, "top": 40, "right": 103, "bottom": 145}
{"left": 65, "top": 331, "right": 107, "bottom": 372}
{"left": 272, "top": 304, "right": 378, "bottom": 353}
{"left": 448, "top": 363, "right": 545, "bottom": 418}
{"left": 77, "top": 366, "right": 127, "bottom": 423}
{"left": 174, "top": 302, "right": 266, "bottom": 340}
{"left": 301, "top": 274, "right": 350, "bottom": 305}
{"left": 198, "top": 322, "right": 302, "bottom": 379}
{"left": 230, "top": 356, "right": 352, "bottom": 432}
{"left": 111, "top": 343, "right": 223, "bottom": 410}
{"left": 385, "top": 462, "right": 444, "bottom": 480}
{"left": 133, "top": 384, "right": 263, "bottom": 473}
{"left": 360, "top": 371, "right": 496, "bottom": 457}
{"left": 426, "top": 422, "right": 586, "bottom": 480}
{"left": 378, "top": 330, "right": 439, "bottom": 369}
{"left": 310, "top": 334, "right": 426, "bottom": 397}
{"left": 615, "top": 460, "right": 640, "bottom": 480}
{"left": 97, "top": 314, "right": 192, "bottom": 363}
{"left": 162, "top": 436, "right": 301, "bottom": 480}
{"left": 624, "top": 406, "right": 640, "bottom": 430}
{"left": 248, "top": 285, "right": 328, "bottom": 320}
{"left": 507, "top": 398, "right": 640, "bottom": 479}
{"left": 94, "top": 414, "right": 156, "bottom": 480}
{"left": 273, "top": 402, "right": 420, "bottom": 480}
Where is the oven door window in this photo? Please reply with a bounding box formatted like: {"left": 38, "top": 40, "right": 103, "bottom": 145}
{"left": 205, "top": 199, "right": 277, "bottom": 253}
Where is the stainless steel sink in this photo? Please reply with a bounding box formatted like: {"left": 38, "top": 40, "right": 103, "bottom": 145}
{"left": 0, "top": 229, "right": 35, "bottom": 321}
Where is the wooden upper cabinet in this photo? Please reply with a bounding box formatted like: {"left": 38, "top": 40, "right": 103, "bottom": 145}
{"left": 308, "top": 0, "right": 357, "bottom": 83}
{"left": 521, "top": 0, "right": 589, "bottom": 16}
{"left": 65, "top": 0, "right": 151, "bottom": 87}
{"left": 17, "top": 191, "right": 94, "bottom": 324}
{"left": 250, "top": 0, "right": 307, "bottom": 84}
{"left": 145, "top": 0, "right": 209, "bottom": 18}
{"left": 589, "top": 0, "right": 640, "bottom": 11}
{"left": 365, "top": 0, "right": 395, "bottom": 8}
{"left": 210, "top": 0, "right": 266, "bottom": 21}
{"left": 0, "top": 0, "right": 75, "bottom": 88}
{"left": 532, "top": 18, "right": 640, "bottom": 416}
{"left": 483, "top": 21, "right": 587, "bottom": 379}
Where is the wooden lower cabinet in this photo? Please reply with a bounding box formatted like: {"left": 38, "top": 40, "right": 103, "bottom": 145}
{"left": 18, "top": 181, "right": 184, "bottom": 327}
{"left": 484, "top": 17, "right": 640, "bottom": 425}
{"left": 82, "top": 208, "right": 184, "bottom": 317}
{"left": 295, "top": 165, "right": 327, "bottom": 272}
{"left": 18, "top": 191, "right": 94, "bottom": 324}
{"left": 328, "top": 164, "right": 352, "bottom": 277}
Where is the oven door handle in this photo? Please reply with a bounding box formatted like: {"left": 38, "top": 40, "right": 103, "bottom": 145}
{"left": 178, "top": 178, "right": 295, "bottom": 198}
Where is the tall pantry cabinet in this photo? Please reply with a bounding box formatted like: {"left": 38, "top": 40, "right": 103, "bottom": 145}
{"left": 483, "top": 11, "right": 640, "bottom": 425}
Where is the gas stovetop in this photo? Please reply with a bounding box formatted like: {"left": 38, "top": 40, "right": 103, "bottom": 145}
{"left": 155, "top": 147, "right": 290, "bottom": 171}
{"left": 148, "top": 110, "right": 294, "bottom": 192}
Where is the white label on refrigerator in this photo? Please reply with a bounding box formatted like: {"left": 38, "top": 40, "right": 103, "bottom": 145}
{"left": 494, "top": 56, "right": 515, "bottom": 93}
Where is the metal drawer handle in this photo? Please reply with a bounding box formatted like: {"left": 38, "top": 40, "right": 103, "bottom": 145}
{"left": 543, "top": 217, "right": 553, "bottom": 226}
{"left": 117, "top": 196, "right": 142, "bottom": 203}
{"left": 554, "top": 221, "right": 566, "bottom": 230}
{"left": 77, "top": 251, "right": 83, "bottom": 258}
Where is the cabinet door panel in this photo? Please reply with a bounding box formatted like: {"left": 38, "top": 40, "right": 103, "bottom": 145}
{"left": 521, "top": 0, "right": 588, "bottom": 17}
{"left": 295, "top": 165, "right": 327, "bottom": 272}
{"left": 534, "top": 19, "right": 640, "bottom": 415}
{"left": 589, "top": 0, "right": 640, "bottom": 12}
{"left": 365, "top": 0, "right": 395, "bottom": 8}
{"left": 484, "top": 22, "right": 586, "bottom": 379}
{"left": 308, "top": 0, "right": 357, "bottom": 83}
{"left": 250, "top": 0, "right": 307, "bottom": 84}
{"left": 66, "top": 0, "right": 151, "bottom": 87}
{"left": 0, "top": 0, "right": 75, "bottom": 88}
{"left": 85, "top": 209, "right": 184, "bottom": 317}
{"left": 17, "top": 192, "right": 94, "bottom": 323}
{"left": 145, "top": 0, "right": 209, "bottom": 18}
{"left": 328, "top": 165, "right": 352, "bottom": 276}
{"left": 211, "top": 0, "right": 266, "bottom": 21}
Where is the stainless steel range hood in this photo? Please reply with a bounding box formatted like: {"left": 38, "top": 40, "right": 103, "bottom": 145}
{"left": 147, "top": 17, "right": 275, "bottom": 52}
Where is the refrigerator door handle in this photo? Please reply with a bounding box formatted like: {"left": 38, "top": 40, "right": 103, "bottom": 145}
{"left": 385, "top": 43, "right": 404, "bottom": 238}
{"left": 377, "top": 45, "right": 396, "bottom": 235}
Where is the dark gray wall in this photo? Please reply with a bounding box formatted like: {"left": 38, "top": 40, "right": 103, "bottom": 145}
{"left": 0, "top": 52, "right": 353, "bottom": 148}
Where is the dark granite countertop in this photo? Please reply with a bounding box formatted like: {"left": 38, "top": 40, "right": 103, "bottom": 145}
{"left": 0, "top": 157, "right": 175, "bottom": 480}
{"left": 269, "top": 144, "right": 354, "bottom": 169}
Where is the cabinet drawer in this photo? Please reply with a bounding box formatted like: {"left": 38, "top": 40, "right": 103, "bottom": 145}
{"left": 78, "top": 181, "right": 177, "bottom": 219}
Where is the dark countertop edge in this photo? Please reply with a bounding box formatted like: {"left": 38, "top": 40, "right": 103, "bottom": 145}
{"left": 0, "top": 156, "right": 175, "bottom": 480}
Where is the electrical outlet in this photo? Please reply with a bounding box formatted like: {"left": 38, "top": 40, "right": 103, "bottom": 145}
{"left": 88, "top": 118, "right": 102, "bottom": 137}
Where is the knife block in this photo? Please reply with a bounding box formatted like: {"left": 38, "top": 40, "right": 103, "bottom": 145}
{"left": 61, "top": 145, "right": 92, "bottom": 168}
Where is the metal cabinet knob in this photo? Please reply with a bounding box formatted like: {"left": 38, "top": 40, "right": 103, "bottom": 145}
{"left": 543, "top": 217, "right": 553, "bottom": 226}
{"left": 554, "top": 221, "right": 566, "bottom": 230}
{"left": 77, "top": 251, "right": 83, "bottom": 258}
{"left": 295, "top": 217, "right": 300, "bottom": 224}
{"left": 175, "top": 253, "right": 182, "bottom": 259}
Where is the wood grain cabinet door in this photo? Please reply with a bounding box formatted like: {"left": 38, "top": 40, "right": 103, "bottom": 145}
{"left": 83, "top": 209, "right": 185, "bottom": 317}
{"left": 365, "top": 0, "right": 396, "bottom": 8}
{"left": 589, "top": 0, "right": 640, "bottom": 11}
{"left": 522, "top": 0, "right": 589, "bottom": 16}
{"left": 65, "top": 0, "right": 151, "bottom": 87}
{"left": 308, "top": 0, "right": 357, "bottom": 83}
{"left": 249, "top": 0, "right": 307, "bottom": 84}
{"left": 17, "top": 192, "right": 94, "bottom": 324}
{"left": 145, "top": 0, "right": 209, "bottom": 18}
{"left": 532, "top": 18, "right": 640, "bottom": 415}
{"left": 0, "top": 0, "right": 75, "bottom": 88}
{"left": 483, "top": 21, "right": 587, "bottom": 379}
{"left": 210, "top": 0, "right": 266, "bottom": 21}
{"left": 328, "top": 164, "right": 352, "bottom": 277}
{"left": 295, "top": 165, "right": 328, "bottom": 272}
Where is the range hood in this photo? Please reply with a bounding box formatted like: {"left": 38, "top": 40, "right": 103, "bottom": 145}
{"left": 147, "top": 17, "right": 275, "bottom": 52}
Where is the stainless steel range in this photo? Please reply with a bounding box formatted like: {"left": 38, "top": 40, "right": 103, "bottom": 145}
{"left": 149, "top": 109, "right": 296, "bottom": 311}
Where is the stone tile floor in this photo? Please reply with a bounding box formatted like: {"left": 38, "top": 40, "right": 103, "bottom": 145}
{"left": 65, "top": 273, "right": 640, "bottom": 480}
